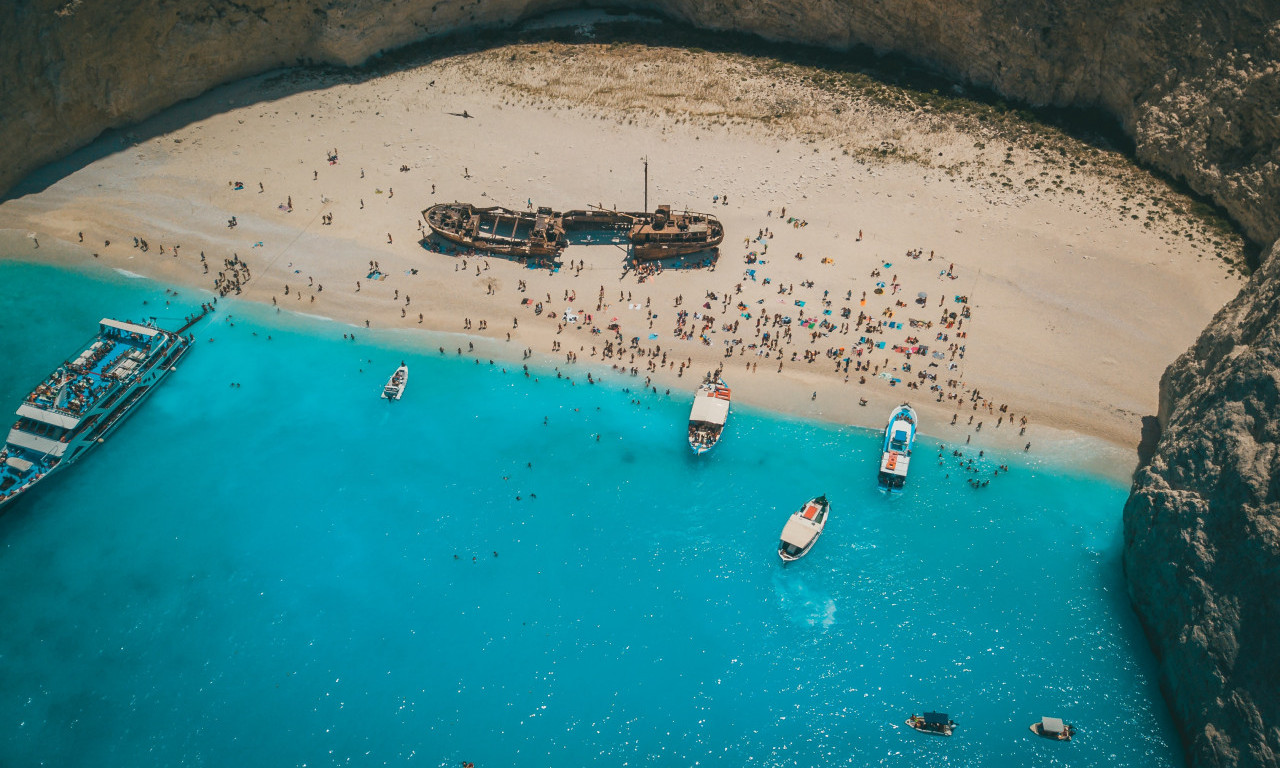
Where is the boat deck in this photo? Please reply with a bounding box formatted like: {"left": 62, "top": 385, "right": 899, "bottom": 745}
{"left": 24, "top": 334, "right": 152, "bottom": 418}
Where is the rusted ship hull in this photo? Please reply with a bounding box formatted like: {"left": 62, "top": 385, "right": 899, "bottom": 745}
{"left": 423, "top": 203, "right": 566, "bottom": 259}
{"left": 631, "top": 234, "right": 724, "bottom": 260}
{"left": 629, "top": 206, "right": 724, "bottom": 261}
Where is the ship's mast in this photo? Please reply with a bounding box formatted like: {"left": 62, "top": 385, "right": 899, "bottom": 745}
{"left": 642, "top": 156, "right": 649, "bottom": 213}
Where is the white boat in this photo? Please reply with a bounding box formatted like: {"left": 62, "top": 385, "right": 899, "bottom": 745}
{"left": 688, "top": 377, "right": 730, "bottom": 454}
{"left": 778, "top": 495, "right": 830, "bottom": 562}
{"left": 878, "top": 403, "right": 918, "bottom": 492}
{"left": 382, "top": 362, "right": 408, "bottom": 400}
{"left": 0, "top": 318, "right": 193, "bottom": 511}
{"left": 1030, "top": 716, "right": 1076, "bottom": 741}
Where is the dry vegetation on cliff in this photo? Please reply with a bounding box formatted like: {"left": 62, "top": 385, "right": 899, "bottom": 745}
{"left": 434, "top": 40, "right": 1248, "bottom": 272}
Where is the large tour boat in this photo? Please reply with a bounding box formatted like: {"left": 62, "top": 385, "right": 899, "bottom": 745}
{"left": 629, "top": 205, "right": 724, "bottom": 261}
{"left": 423, "top": 203, "right": 567, "bottom": 259}
{"left": 778, "top": 495, "right": 830, "bottom": 562}
{"left": 877, "top": 403, "right": 918, "bottom": 492}
{"left": 688, "top": 377, "right": 731, "bottom": 454}
{"left": 0, "top": 318, "right": 193, "bottom": 511}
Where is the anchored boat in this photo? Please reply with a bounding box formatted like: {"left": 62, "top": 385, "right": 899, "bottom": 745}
{"left": 878, "top": 403, "right": 918, "bottom": 492}
{"left": 382, "top": 362, "right": 408, "bottom": 400}
{"left": 688, "top": 377, "right": 730, "bottom": 454}
{"left": 629, "top": 205, "right": 724, "bottom": 261}
{"left": 906, "top": 712, "right": 956, "bottom": 736}
{"left": 0, "top": 318, "right": 192, "bottom": 511}
{"left": 778, "top": 495, "right": 829, "bottom": 562}
{"left": 1030, "top": 717, "right": 1076, "bottom": 741}
{"left": 423, "top": 203, "right": 566, "bottom": 259}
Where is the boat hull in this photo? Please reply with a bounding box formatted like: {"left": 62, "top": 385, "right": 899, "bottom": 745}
{"left": 382, "top": 365, "right": 408, "bottom": 400}
{"left": 905, "top": 718, "right": 954, "bottom": 737}
{"left": 1030, "top": 723, "right": 1075, "bottom": 741}
{"left": 632, "top": 239, "right": 722, "bottom": 261}
{"left": 778, "top": 496, "right": 829, "bottom": 561}
{"left": 424, "top": 203, "right": 566, "bottom": 259}
{"left": 878, "top": 404, "right": 917, "bottom": 492}
{"left": 0, "top": 328, "right": 191, "bottom": 513}
{"left": 688, "top": 378, "right": 730, "bottom": 454}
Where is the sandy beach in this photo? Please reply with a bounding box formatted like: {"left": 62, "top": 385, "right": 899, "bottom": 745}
{"left": 0, "top": 29, "right": 1246, "bottom": 473}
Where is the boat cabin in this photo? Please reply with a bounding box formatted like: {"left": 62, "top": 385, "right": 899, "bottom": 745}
{"left": 889, "top": 426, "right": 911, "bottom": 452}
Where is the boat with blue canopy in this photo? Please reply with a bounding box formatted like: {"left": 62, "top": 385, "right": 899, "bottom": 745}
{"left": 877, "top": 403, "right": 917, "bottom": 492}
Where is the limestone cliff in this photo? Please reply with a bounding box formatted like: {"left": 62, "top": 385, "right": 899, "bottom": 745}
{"left": 1125, "top": 239, "right": 1280, "bottom": 768}
{"left": 4, "top": 1, "right": 1280, "bottom": 766}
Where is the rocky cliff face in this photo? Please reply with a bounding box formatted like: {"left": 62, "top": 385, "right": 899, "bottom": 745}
{"left": 4, "top": 0, "right": 1280, "bottom": 766}
{"left": 1125, "top": 239, "right": 1280, "bottom": 768}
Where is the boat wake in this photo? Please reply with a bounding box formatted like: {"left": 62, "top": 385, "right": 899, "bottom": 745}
{"left": 773, "top": 573, "right": 837, "bottom": 629}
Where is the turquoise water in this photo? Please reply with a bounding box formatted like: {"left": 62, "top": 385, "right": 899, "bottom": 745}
{"left": 0, "top": 260, "right": 1178, "bottom": 767}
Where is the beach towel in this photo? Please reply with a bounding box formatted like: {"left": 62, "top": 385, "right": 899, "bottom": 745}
{"left": 794, "top": 300, "right": 805, "bottom": 307}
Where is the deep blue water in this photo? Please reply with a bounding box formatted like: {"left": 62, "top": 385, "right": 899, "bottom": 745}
{"left": 0, "top": 259, "right": 1178, "bottom": 767}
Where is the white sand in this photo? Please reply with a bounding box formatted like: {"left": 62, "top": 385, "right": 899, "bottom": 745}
{"left": 0, "top": 40, "right": 1245, "bottom": 476}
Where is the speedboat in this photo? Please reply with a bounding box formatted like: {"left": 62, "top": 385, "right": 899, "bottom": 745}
{"left": 1030, "top": 717, "right": 1076, "bottom": 741}
{"left": 878, "top": 403, "right": 918, "bottom": 492}
{"left": 382, "top": 362, "right": 408, "bottom": 400}
{"left": 906, "top": 712, "right": 955, "bottom": 736}
{"left": 688, "top": 377, "right": 730, "bottom": 454}
{"left": 778, "top": 495, "right": 829, "bottom": 562}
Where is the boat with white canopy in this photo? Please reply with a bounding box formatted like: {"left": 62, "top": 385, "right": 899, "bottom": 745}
{"left": 778, "top": 495, "right": 829, "bottom": 562}
{"left": 1030, "top": 716, "right": 1076, "bottom": 741}
{"left": 688, "top": 377, "right": 730, "bottom": 454}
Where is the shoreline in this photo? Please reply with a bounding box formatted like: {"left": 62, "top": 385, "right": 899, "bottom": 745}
{"left": 0, "top": 41, "right": 1242, "bottom": 488}
{"left": 0, "top": 239, "right": 1139, "bottom": 483}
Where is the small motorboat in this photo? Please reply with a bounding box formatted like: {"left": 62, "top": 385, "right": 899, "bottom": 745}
{"left": 1030, "top": 717, "right": 1076, "bottom": 741}
{"left": 778, "top": 495, "right": 830, "bottom": 562}
{"left": 382, "top": 362, "right": 408, "bottom": 400}
{"left": 688, "top": 377, "right": 730, "bottom": 454}
{"left": 906, "top": 712, "right": 956, "bottom": 736}
{"left": 878, "top": 403, "right": 918, "bottom": 492}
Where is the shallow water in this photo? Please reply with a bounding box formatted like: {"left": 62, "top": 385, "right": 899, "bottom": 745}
{"left": 0, "top": 259, "right": 1178, "bottom": 767}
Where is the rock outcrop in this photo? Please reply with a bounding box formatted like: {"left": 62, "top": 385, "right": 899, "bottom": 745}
{"left": 1125, "top": 238, "right": 1280, "bottom": 768}
{"left": 3, "top": 1, "right": 1280, "bottom": 766}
